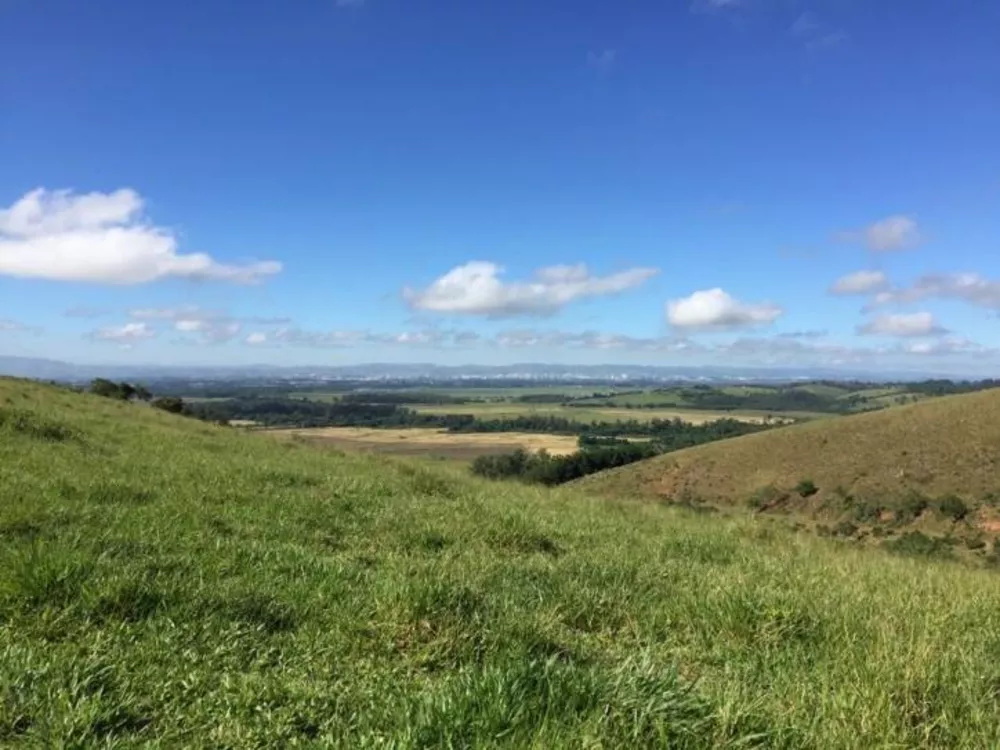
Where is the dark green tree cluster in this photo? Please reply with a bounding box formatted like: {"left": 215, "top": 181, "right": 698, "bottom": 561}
{"left": 89, "top": 379, "right": 151, "bottom": 401}
{"left": 471, "top": 441, "right": 659, "bottom": 486}
{"left": 185, "top": 399, "right": 450, "bottom": 428}
{"left": 904, "top": 379, "right": 1000, "bottom": 396}
{"left": 151, "top": 397, "right": 186, "bottom": 414}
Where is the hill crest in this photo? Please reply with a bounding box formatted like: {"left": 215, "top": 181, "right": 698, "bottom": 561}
{"left": 578, "top": 388, "right": 1000, "bottom": 526}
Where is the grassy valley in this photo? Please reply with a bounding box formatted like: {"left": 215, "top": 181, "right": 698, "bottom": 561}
{"left": 4, "top": 378, "right": 1000, "bottom": 746}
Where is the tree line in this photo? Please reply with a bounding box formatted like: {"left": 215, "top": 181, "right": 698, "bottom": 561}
{"left": 468, "top": 419, "right": 769, "bottom": 485}
{"left": 89, "top": 379, "right": 185, "bottom": 414}
{"left": 183, "top": 397, "right": 767, "bottom": 441}
{"left": 470, "top": 440, "right": 658, "bottom": 486}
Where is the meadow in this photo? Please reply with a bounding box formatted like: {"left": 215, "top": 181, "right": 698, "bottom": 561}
{"left": 3, "top": 378, "right": 1000, "bottom": 747}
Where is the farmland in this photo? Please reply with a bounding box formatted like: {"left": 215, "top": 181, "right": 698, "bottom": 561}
{"left": 409, "top": 402, "right": 779, "bottom": 425}
{"left": 269, "top": 426, "right": 581, "bottom": 462}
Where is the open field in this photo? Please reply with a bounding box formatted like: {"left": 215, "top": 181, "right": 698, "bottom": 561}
{"left": 410, "top": 402, "right": 781, "bottom": 424}
{"left": 7, "top": 378, "right": 1000, "bottom": 745}
{"left": 269, "top": 426, "right": 581, "bottom": 461}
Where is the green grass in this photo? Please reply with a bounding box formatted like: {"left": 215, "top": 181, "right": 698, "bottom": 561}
{"left": 3, "top": 378, "right": 1000, "bottom": 747}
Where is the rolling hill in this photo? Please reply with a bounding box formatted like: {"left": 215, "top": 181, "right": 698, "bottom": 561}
{"left": 5, "top": 376, "right": 1000, "bottom": 747}
{"left": 578, "top": 387, "right": 1000, "bottom": 523}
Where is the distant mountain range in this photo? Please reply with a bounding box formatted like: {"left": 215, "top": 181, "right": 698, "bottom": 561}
{"left": 0, "top": 355, "right": 977, "bottom": 384}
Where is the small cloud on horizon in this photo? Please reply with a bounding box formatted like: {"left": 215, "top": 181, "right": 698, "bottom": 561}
{"left": 587, "top": 49, "right": 617, "bottom": 77}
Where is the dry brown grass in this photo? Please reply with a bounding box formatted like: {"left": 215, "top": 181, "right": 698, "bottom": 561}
{"left": 578, "top": 388, "right": 1000, "bottom": 510}
{"left": 268, "top": 426, "right": 579, "bottom": 462}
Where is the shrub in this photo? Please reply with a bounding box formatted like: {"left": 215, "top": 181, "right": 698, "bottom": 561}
{"left": 833, "top": 521, "right": 858, "bottom": 538}
{"left": 795, "top": 479, "right": 819, "bottom": 498}
{"left": 896, "top": 493, "right": 929, "bottom": 525}
{"left": 0, "top": 408, "right": 77, "bottom": 442}
{"left": 747, "top": 486, "right": 786, "bottom": 511}
{"left": 151, "top": 397, "right": 185, "bottom": 415}
{"left": 936, "top": 495, "right": 969, "bottom": 522}
{"left": 852, "top": 502, "right": 884, "bottom": 524}
{"left": 886, "top": 531, "right": 953, "bottom": 559}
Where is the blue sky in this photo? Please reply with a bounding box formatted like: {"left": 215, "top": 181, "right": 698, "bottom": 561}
{"left": 2, "top": 0, "right": 999, "bottom": 373}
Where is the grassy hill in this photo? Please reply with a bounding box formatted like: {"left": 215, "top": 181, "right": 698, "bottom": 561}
{"left": 5, "top": 378, "right": 1000, "bottom": 747}
{"left": 578, "top": 388, "right": 1000, "bottom": 532}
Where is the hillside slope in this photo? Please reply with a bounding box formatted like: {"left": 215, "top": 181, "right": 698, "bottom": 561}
{"left": 578, "top": 387, "right": 1000, "bottom": 511}
{"left": 5, "top": 378, "right": 1000, "bottom": 747}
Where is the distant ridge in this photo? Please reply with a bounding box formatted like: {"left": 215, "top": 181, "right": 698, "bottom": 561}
{"left": 0, "top": 354, "right": 971, "bottom": 383}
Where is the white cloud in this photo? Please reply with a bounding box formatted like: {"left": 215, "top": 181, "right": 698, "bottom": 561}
{"left": 128, "top": 306, "right": 211, "bottom": 321}
{"left": 64, "top": 306, "right": 109, "bottom": 319}
{"left": 902, "top": 337, "right": 982, "bottom": 356}
{"left": 857, "top": 312, "right": 947, "bottom": 338}
{"left": 119, "top": 306, "right": 290, "bottom": 345}
{"left": 866, "top": 272, "right": 1000, "bottom": 310}
{"left": 173, "top": 318, "right": 242, "bottom": 343}
{"left": 790, "top": 12, "right": 820, "bottom": 37}
{"left": 865, "top": 215, "right": 920, "bottom": 251}
{"left": 777, "top": 330, "right": 828, "bottom": 340}
{"left": 587, "top": 49, "right": 617, "bottom": 76}
{"left": 0, "top": 319, "right": 25, "bottom": 332}
{"left": 691, "top": 0, "right": 741, "bottom": 12}
{"left": 666, "top": 288, "right": 783, "bottom": 332}
{"left": 790, "top": 12, "right": 847, "bottom": 52}
{"left": 244, "top": 327, "right": 461, "bottom": 348}
{"left": 830, "top": 270, "right": 888, "bottom": 296}
{"left": 174, "top": 319, "right": 206, "bottom": 333}
{"left": 403, "top": 261, "right": 659, "bottom": 317}
{"left": 838, "top": 215, "right": 921, "bottom": 252}
{"left": 90, "top": 322, "right": 156, "bottom": 343}
{"left": 0, "top": 188, "right": 282, "bottom": 284}
{"left": 716, "top": 335, "right": 997, "bottom": 368}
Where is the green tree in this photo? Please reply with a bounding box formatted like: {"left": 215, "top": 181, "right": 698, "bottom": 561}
{"left": 152, "top": 397, "right": 186, "bottom": 415}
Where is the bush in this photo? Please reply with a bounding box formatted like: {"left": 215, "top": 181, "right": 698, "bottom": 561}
{"left": 852, "top": 502, "right": 884, "bottom": 524}
{"left": 0, "top": 408, "right": 78, "bottom": 442}
{"left": 151, "top": 397, "right": 185, "bottom": 415}
{"left": 895, "top": 493, "right": 929, "bottom": 524}
{"left": 795, "top": 479, "right": 819, "bottom": 498}
{"left": 471, "top": 442, "right": 658, "bottom": 486}
{"left": 885, "top": 531, "right": 953, "bottom": 559}
{"left": 936, "top": 495, "right": 969, "bottom": 522}
{"left": 833, "top": 521, "right": 858, "bottom": 538}
{"left": 747, "top": 486, "right": 787, "bottom": 511}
